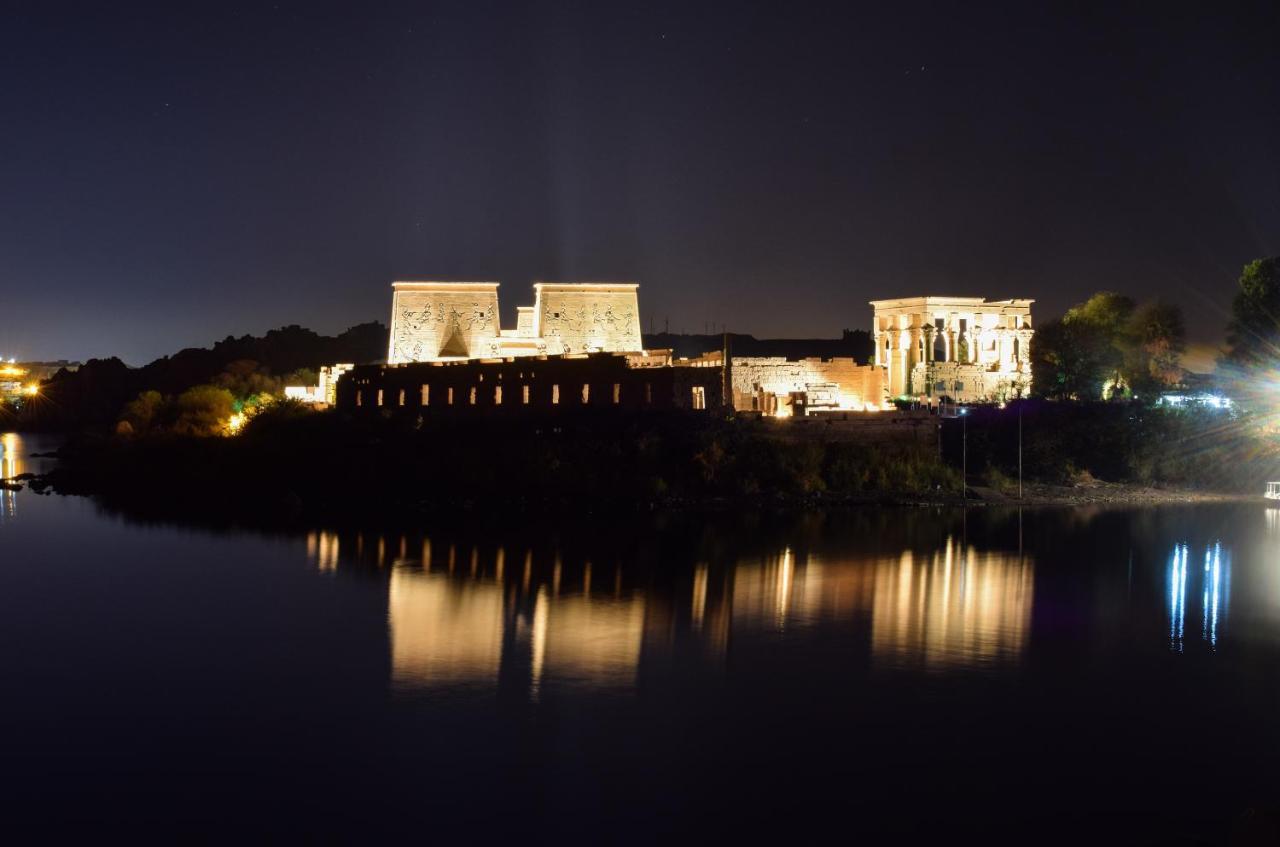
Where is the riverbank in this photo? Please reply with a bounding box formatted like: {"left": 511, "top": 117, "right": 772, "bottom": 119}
{"left": 965, "top": 479, "right": 1255, "bottom": 507}
{"left": 14, "top": 409, "right": 1256, "bottom": 526}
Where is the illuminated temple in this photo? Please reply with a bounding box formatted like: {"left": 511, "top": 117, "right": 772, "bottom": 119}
{"left": 334, "top": 282, "right": 1033, "bottom": 415}
{"left": 871, "top": 296, "right": 1034, "bottom": 402}
{"left": 387, "top": 281, "right": 643, "bottom": 363}
{"left": 340, "top": 280, "right": 889, "bottom": 416}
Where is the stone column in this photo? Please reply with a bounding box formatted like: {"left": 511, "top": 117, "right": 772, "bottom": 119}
{"left": 887, "top": 328, "right": 901, "bottom": 395}
{"left": 923, "top": 325, "right": 934, "bottom": 363}
{"left": 908, "top": 326, "right": 923, "bottom": 394}
{"left": 970, "top": 326, "right": 983, "bottom": 366}
{"left": 873, "top": 331, "right": 882, "bottom": 367}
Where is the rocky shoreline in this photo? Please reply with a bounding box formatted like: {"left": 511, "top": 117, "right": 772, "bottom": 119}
{"left": 959, "top": 479, "right": 1256, "bottom": 507}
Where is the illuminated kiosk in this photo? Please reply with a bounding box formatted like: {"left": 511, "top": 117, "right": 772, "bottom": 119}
{"left": 871, "top": 296, "right": 1034, "bottom": 402}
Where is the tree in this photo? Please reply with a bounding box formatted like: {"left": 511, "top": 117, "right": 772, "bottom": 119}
{"left": 172, "top": 386, "right": 235, "bottom": 436}
{"left": 120, "top": 390, "right": 166, "bottom": 435}
{"left": 1224, "top": 257, "right": 1280, "bottom": 368}
{"left": 1033, "top": 292, "right": 1186, "bottom": 401}
{"left": 1064, "top": 292, "right": 1136, "bottom": 397}
{"left": 283, "top": 367, "right": 318, "bottom": 387}
{"left": 1030, "top": 317, "right": 1111, "bottom": 400}
{"left": 1130, "top": 301, "right": 1186, "bottom": 391}
{"left": 214, "top": 359, "right": 281, "bottom": 400}
{"left": 1065, "top": 292, "right": 1136, "bottom": 335}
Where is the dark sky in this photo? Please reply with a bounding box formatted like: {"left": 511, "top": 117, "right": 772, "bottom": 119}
{"left": 3, "top": 1, "right": 1278, "bottom": 365}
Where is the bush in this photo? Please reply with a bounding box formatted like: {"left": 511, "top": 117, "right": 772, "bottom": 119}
{"left": 940, "top": 399, "right": 1275, "bottom": 491}
{"left": 120, "top": 390, "right": 165, "bottom": 434}
{"left": 172, "top": 386, "right": 235, "bottom": 436}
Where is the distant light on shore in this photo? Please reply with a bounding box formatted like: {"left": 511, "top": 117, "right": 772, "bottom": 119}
{"left": 1156, "top": 393, "right": 1233, "bottom": 410}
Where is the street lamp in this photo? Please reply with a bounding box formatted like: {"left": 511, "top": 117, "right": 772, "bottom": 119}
{"left": 959, "top": 406, "right": 968, "bottom": 499}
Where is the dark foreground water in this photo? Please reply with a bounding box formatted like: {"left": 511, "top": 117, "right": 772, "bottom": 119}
{"left": 3, "top": 433, "right": 1280, "bottom": 844}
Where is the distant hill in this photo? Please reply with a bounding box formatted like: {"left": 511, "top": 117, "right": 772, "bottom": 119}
{"left": 642, "top": 329, "right": 874, "bottom": 364}
{"left": 128, "top": 322, "right": 389, "bottom": 395}
{"left": 13, "top": 322, "right": 387, "bottom": 431}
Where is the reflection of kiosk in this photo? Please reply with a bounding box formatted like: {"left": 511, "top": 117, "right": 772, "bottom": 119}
{"left": 1266, "top": 482, "right": 1280, "bottom": 500}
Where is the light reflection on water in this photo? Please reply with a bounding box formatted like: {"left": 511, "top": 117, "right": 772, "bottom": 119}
{"left": 6, "top": 468, "right": 1280, "bottom": 840}
{"left": 308, "top": 528, "right": 1036, "bottom": 694}
{"left": 869, "top": 540, "right": 1034, "bottom": 669}
{"left": 1, "top": 432, "right": 21, "bottom": 521}
{"left": 1168, "top": 541, "right": 1231, "bottom": 652}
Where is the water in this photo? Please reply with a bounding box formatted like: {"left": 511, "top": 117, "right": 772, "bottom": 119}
{"left": 3, "top": 431, "right": 1280, "bottom": 843}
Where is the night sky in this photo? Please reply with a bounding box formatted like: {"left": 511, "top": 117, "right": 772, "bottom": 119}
{"left": 4, "top": 1, "right": 1278, "bottom": 365}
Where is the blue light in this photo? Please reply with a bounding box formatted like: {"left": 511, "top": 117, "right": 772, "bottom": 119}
{"left": 1210, "top": 543, "right": 1222, "bottom": 649}
{"left": 1170, "top": 544, "right": 1187, "bottom": 652}
{"left": 1170, "top": 541, "right": 1229, "bottom": 653}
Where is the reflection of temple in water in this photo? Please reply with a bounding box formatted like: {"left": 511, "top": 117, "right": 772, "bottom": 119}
{"left": 306, "top": 524, "right": 1036, "bottom": 695}
{"left": 389, "top": 569, "right": 505, "bottom": 688}
{"left": 306, "top": 530, "right": 732, "bottom": 697}
{"left": 869, "top": 539, "right": 1034, "bottom": 668}
{"left": 729, "top": 537, "right": 1034, "bottom": 670}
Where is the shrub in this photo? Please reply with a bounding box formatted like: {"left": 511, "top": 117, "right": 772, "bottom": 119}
{"left": 120, "top": 390, "right": 166, "bottom": 434}
{"left": 172, "top": 386, "right": 235, "bottom": 436}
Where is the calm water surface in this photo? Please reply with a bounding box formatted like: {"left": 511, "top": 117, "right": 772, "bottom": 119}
{"left": 3, "top": 432, "right": 1280, "bottom": 843}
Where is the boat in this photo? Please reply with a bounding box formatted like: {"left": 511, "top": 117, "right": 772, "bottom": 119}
{"left": 1266, "top": 482, "right": 1280, "bottom": 500}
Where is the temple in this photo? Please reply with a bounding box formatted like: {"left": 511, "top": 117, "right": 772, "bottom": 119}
{"left": 387, "top": 281, "right": 642, "bottom": 363}
{"left": 870, "top": 296, "right": 1033, "bottom": 402}
{"left": 330, "top": 282, "right": 1032, "bottom": 417}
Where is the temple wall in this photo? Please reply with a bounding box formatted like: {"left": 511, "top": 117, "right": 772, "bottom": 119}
{"left": 338, "top": 354, "right": 726, "bottom": 416}
{"left": 730, "top": 357, "right": 885, "bottom": 413}
{"left": 912, "top": 361, "right": 1029, "bottom": 402}
{"left": 388, "top": 283, "right": 501, "bottom": 364}
{"left": 535, "top": 284, "right": 642, "bottom": 355}
{"left": 514, "top": 307, "right": 535, "bottom": 338}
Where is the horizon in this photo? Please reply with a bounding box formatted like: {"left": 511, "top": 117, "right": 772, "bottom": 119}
{"left": 2, "top": 310, "right": 1226, "bottom": 375}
